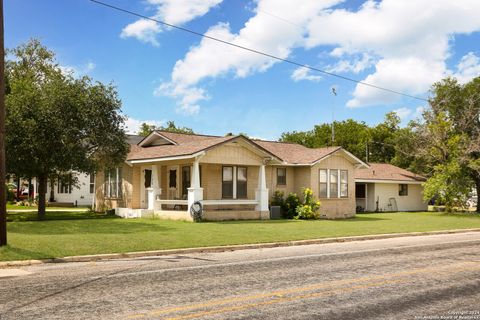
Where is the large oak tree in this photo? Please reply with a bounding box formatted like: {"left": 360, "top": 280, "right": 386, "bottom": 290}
{"left": 6, "top": 39, "right": 128, "bottom": 218}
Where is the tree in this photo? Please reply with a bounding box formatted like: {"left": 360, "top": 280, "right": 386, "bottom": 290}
{"left": 137, "top": 120, "right": 194, "bottom": 137}
{"left": 6, "top": 39, "right": 129, "bottom": 218}
{"left": 281, "top": 119, "right": 370, "bottom": 160}
{"left": 367, "top": 112, "right": 400, "bottom": 163}
{"left": 415, "top": 77, "right": 480, "bottom": 212}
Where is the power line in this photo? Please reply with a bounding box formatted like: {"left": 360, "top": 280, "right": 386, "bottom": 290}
{"left": 89, "top": 0, "right": 429, "bottom": 102}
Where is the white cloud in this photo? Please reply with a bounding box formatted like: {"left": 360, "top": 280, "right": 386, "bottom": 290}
{"left": 121, "top": 19, "right": 161, "bottom": 46}
{"left": 304, "top": 0, "right": 480, "bottom": 107}
{"left": 120, "top": 0, "right": 222, "bottom": 46}
{"left": 59, "top": 61, "right": 96, "bottom": 76}
{"left": 393, "top": 107, "right": 412, "bottom": 121}
{"left": 452, "top": 52, "right": 480, "bottom": 84}
{"left": 143, "top": 0, "right": 480, "bottom": 113}
{"left": 124, "top": 117, "right": 165, "bottom": 134}
{"left": 327, "top": 53, "right": 375, "bottom": 74}
{"left": 158, "top": 0, "right": 341, "bottom": 113}
{"left": 291, "top": 66, "right": 322, "bottom": 82}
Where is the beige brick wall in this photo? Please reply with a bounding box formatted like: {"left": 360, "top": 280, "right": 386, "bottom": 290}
{"left": 293, "top": 166, "right": 311, "bottom": 197}
{"left": 266, "top": 166, "right": 295, "bottom": 198}
{"left": 95, "top": 163, "right": 135, "bottom": 211}
{"left": 311, "top": 154, "right": 356, "bottom": 219}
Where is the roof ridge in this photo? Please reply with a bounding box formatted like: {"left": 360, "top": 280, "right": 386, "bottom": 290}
{"left": 155, "top": 130, "right": 224, "bottom": 138}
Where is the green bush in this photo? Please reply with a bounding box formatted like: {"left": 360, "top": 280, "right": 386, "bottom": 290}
{"left": 295, "top": 188, "right": 321, "bottom": 220}
{"left": 284, "top": 192, "right": 300, "bottom": 219}
{"left": 5, "top": 184, "right": 15, "bottom": 202}
{"left": 271, "top": 190, "right": 285, "bottom": 207}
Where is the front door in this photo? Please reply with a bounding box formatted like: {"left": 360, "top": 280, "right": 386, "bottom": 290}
{"left": 167, "top": 166, "right": 179, "bottom": 199}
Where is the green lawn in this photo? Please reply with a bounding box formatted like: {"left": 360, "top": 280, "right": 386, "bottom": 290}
{"left": 1, "top": 211, "right": 480, "bottom": 261}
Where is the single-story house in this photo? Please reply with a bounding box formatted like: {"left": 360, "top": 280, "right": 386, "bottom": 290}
{"left": 94, "top": 131, "right": 369, "bottom": 220}
{"left": 354, "top": 163, "right": 428, "bottom": 212}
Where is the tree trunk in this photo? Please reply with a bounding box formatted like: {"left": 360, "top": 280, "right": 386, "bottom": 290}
{"left": 38, "top": 174, "right": 47, "bottom": 220}
{"left": 476, "top": 177, "right": 480, "bottom": 214}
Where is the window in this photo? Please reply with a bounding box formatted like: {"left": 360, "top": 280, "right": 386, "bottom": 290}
{"left": 182, "top": 166, "right": 191, "bottom": 198}
{"left": 58, "top": 174, "right": 72, "bottom": 194}
{"left": 104, "top": 167, "right": 122, "bottom": 198}
{"left": 222, "top": 166, "right": 234, "bottom": 198}
{"left": 319, "top": 169, "right": 349, "bottom": 199}
{"left": 237, "top": 167, "right": 247, "bottom": 199}
{"left": 89, "top": 174, "right": 95, "bottom": 194}
{"left": 330, "top": 170, "right": 338, "bottom": 198}
{"left": 399, "top": 184, "right": 408, "bottom": 196}
{"left": 340, "top": 170, "right": 348, "bottom": 198}
{"left": 277, "top": 168, "right": 286, "bottom": 185}
{"left": 319, "top": 169, "right": 328, "bottom": 198}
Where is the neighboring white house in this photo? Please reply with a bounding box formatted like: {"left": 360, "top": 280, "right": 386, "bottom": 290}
{"left": 354, "top": 163, "right": 428, "bottom": 212}
{"left": 47, "top": 172, "right": 95, "bottom": 207}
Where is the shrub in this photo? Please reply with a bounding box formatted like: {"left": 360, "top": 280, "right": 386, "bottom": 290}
{"left": 295, "top": 188, "right": 321, "bottom": 220}
{"left": 283, "top": 192, "right": 300, "bottom": 219}
{"left": 5, "top": 184, "right": 15, "bottom": 202}
{"left": 271, "top": 190, "right": 285, "bottom": 207}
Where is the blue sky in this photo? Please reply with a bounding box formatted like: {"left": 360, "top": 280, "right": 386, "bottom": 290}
{"left": 5, "top": 0, "right": 480, "bottom": 139}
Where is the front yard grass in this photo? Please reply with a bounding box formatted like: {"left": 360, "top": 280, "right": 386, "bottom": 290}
{"left": 1, "top": 211, "right": 480, "bottom": 261}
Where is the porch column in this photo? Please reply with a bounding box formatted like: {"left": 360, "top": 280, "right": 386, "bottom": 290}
{"left": 255, "top": 164, "right": 269, "bottom": 216}
{"left": 188, "top": 158, "right": 203, "bottom": 213}
{"left": 148, "top": 165, "right": 161, "bottom": 210}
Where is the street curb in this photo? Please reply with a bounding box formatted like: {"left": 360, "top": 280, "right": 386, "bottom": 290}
{"left": 2, "top": 228, "right": 480, "bottom": 268}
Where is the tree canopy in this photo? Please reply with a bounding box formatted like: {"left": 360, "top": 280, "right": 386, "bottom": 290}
{"left": 137, "top": 120, "right": 194, "bottom": 137}
{"left": 6, "top": 39, "right": 129, "bottom": 218}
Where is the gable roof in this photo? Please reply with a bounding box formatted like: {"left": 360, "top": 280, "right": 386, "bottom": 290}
{"left": 253, "top": 140, "right": 341, "bottom": 164}
{"left": 354, "top": 163, "right": 426, "bottom": 183}
{"left": 127, "top": 131, "right": 366, "bottom": 166}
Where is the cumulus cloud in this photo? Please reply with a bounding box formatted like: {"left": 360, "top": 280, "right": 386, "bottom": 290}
{"left": 124, "top": 117, "right": 165, "bottom": 134}
{"left": 304, "top": 0, "right": 480, "bottom": 107}
{"left": 126, "top": 0, "right": 480, "bottom": 113}
{"left": 120, "top": 0, "right": 222, "bottom": 46}
{"left": 291, "top": 66, "right": 322, "bottom": 82}
{"left": 158, "top": 0, "right": 341, "bottom": 113}
{"left": 452, "top": 52, "right": 480, "bottom": 84}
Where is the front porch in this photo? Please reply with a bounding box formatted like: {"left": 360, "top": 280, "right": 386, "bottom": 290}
{"left": 118, "top": 150, "right": 271, "bottom": 221}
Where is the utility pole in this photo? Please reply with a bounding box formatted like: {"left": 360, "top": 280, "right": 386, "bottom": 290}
{"left": 0, "top": 0, "right": 6, "bottom": 246}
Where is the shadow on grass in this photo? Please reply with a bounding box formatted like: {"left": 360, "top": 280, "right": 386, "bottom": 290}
{"left": 0, "top": 245, "right": 51, "bottom": 260}
{"left": 7, "top": 211, "right": 117, "bottom": 222}
{"left": 8, "top": 219, "right": 175, "bottom": 235}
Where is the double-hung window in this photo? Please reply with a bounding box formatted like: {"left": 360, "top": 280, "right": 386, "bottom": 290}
{"left": 319, "top": 169, "right": 328, "bottom": 198}
{"left": 277, "top": 168, "right": 286, "bottom": 185}
{"left": 319, "top": 169, "right": 349, "bottom": 199}
{"left": 89, "top": 174, "right": 95, "bottom": 194}
{"left": 222, "top": 166, "right": 248, "bottom": 199}
{"left": 399, "top": 184, "right": 408, "bottom": 196}
{"left": 58, "top": 174, "right": 72, "bottom": 194}
{"left": 222, "top": 166, "right": 234, "bottom": 198}
{"left": 104, "top": 167, "right": 122, "bottom": 199}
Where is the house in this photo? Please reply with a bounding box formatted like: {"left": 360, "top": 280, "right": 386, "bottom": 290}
{"left": 47, "top": 172, "right": 95, "bottom": 207}
{"left": 94, "top": 131, "right": 368, "bottom": 220}
{"left": 354, "top": 163, "right": 427, "bottom": 212}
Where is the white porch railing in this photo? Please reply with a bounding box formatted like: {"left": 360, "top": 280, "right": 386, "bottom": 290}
{"left": 156, "top": 199, "right": 258, "bottom": 210}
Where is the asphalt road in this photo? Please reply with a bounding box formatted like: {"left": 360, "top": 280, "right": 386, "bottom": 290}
{"left": 1, "top": 232, "right": 480, "bottom": 320}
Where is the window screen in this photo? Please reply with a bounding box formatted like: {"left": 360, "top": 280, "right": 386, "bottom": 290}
{"left": 222, "top": 166, "right": 233, "bottom": 198}
{"left": 277, "top": 168, "right": 286, "bottom": 185}
{"left": 319, "top": 169, "right": 328, "bottom": 198}
{"left": 330, "top": 170, "right": 338, "bottom": 198}
{"left": 237, "top": 167, "right": 247, "bottom": 198}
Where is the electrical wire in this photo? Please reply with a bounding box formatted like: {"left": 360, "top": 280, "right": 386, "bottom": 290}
{"left": 89, "top": 0, "right": 429, "bottom": 102}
